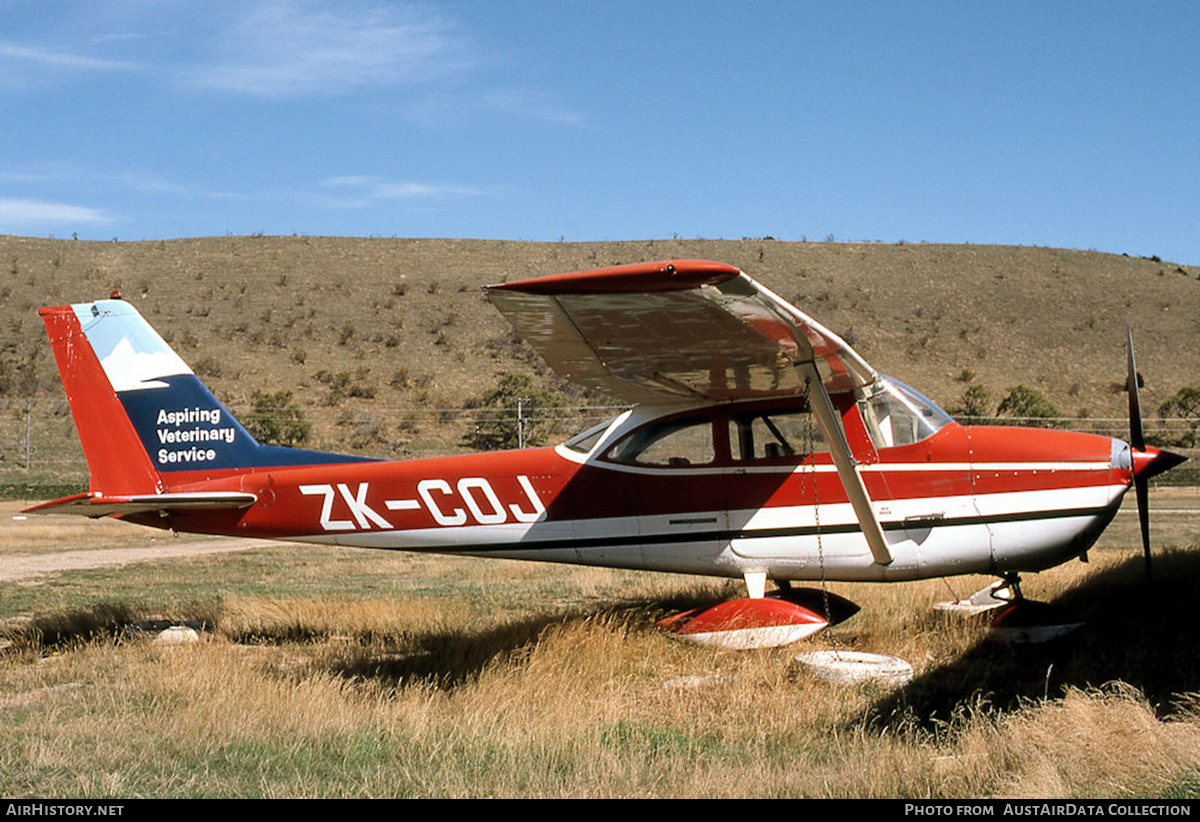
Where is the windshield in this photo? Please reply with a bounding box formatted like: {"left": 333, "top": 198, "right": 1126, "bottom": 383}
{"left": 861, "top": 376, "right": 953, "bottom": 447}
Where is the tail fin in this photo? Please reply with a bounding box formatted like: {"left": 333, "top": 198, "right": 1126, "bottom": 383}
{"left": 38, "top": 298, "right": 365, "bottom": 497}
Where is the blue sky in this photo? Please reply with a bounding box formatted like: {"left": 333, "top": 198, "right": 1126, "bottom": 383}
{"left": 1, "top": 1, "right": 1197, "bottom": 264}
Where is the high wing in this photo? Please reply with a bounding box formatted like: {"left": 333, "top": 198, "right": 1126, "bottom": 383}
{"left": 485, "top": 260, "right": 878, "bottom": 404}
{"left": 486, "top": 259, "right": 893, "bottom": 565}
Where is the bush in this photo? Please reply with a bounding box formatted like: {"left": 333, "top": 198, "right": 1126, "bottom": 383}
{"left": 945, "top": 384, "right": 993, "bottom": 423}
{"left": 465, "top": 373, "right": 567, "bottom": 451}
{"left": 242, "top": 390, "right": 311, "bottom": 447}
{"left": 995, "top": 385, "right": 1060, "bottom": 427}
{"left": 1158, "top": 386, "right": 1200, "bottom": 447}
{"left": 314, "top": 368, "right": 376, "bottom": 403}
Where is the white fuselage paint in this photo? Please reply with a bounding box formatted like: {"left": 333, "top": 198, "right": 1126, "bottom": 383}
{"left": 284, "top": 474, "right": 1127, "bottom": 584}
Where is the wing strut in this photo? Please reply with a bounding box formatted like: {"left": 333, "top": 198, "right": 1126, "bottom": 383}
{"left": 798, "top": 362, "right": 892, "bottom": 566}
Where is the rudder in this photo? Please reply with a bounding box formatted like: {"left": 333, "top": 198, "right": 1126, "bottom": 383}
{"left": 39, "top": 300, "right": 167, "bottom": 495}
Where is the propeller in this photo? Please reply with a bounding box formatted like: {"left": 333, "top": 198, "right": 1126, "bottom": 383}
{"left": 1125, "top": 327, "right": 1187, "bottom": 580}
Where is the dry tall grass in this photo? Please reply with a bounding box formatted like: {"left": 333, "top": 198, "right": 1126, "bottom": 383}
{"left": 3, "top": 545, "right": 1200, "bottom": 798}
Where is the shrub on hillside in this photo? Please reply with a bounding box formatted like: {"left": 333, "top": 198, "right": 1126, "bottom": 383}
{"left": 1157, "top": 386, "right": 1200, "bottom": 447}
{"left": 945, "top": 384, "right": 993, "bottom": 424}
{"left": 996, "top": 385, "right": 1060, "bottom": 427}
{"left": 243, "top": 390, "right": 311, "bottom": 447}
{"left": 465, "top": 372, "right": 567, "bottom": 451}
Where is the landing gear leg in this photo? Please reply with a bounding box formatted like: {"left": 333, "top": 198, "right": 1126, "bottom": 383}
{"left": 992, "top": 573, "right": 1023, "bottom": 603}
{"left": 743, "top": 569, "right": 767, "bottom": 600}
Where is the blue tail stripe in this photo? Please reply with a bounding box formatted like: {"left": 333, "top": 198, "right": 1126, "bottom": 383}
{"left": 118, "top": 374, "right": 372, "bottom": 471}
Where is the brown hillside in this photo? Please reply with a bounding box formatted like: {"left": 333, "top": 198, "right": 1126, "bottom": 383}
{"left": 2, "top": 235, "right": 1197, "bottom": 459}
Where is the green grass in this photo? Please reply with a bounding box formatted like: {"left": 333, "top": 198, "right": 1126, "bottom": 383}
{"left": 0, "top": 483, "right": 84, "bottom": 502}
{"left": 1160, "top": 768, "right": 1200, "bottom": 800}
{"left": 0, "top": 538, "right": 642, "bottom": 621}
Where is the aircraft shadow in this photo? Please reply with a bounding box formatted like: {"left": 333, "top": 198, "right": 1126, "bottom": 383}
{"left": 322, "top": 588, "right": 722, "bottom": 691}
{"left": 860, "top": 549, "right": 1200, "bottom": 731}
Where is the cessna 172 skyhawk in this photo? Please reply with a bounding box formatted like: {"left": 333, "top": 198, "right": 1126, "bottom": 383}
{"left": 25, "top": 260, "right": 1185, "bottom": 648}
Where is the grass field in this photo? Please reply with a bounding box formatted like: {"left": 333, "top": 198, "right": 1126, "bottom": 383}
{"left": 2, "top": 494, "right": 1200, "bottom": 798}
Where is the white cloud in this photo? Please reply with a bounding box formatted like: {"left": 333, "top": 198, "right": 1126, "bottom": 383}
{"left": 319, "top": 176, "right": 491, "bottom": 205}
{"left": 190, "top": 1, "right": 470, "bottom": 97}
{"left": 0, "top": 42, "right": 143, "bottom": 72}
{"left": 110, "top": 171, "right": 190, "bottom": 195}
{"left": 484, "top": 90, "right": 582, "bottom": 126}
{"left": 0, "top": 198, "right": 113, "bottom": 226}
{"left": 370, "top": 182, "right": 486, "bottom": 199}
{"left": 88, "top": 33, "right": 150, "bottom": 46}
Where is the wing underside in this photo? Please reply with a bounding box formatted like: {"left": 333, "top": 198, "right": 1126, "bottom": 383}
{"left": 486, "top": 261, "right": 877, "bottom": 404}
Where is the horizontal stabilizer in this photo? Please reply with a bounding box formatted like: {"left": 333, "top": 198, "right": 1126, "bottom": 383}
{"left": 24, "top": 491, "right": 257, "bottom": 519}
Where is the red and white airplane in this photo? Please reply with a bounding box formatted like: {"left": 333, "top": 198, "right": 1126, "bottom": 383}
{"left": 25, "top": 260, "right": 1185, "bottom": 648}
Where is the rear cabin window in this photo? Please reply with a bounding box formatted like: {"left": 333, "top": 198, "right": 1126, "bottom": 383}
{"left": 603, "top": 417, "right": 716, "bottom": 467}
{"left": 563, "top": 418, "right": 617, "bottom": 455}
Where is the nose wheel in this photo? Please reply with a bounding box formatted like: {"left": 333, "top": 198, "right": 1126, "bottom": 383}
{"left": 935, "top": 574, "right": 1021, "bottom": 614}
{"left": 993, "top": 573, "right": 1023, "bottom": 603}
{"left": 936, "top": 573, "right": 1083, "bottom": 644}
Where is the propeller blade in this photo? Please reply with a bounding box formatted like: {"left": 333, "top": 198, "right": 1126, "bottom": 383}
{"left": 1127, "top": 327, "right": 1190, "bottom": 580}
{"left": 1131, "top": 446, "right": 1188, "bottom": 582}
{"left": 1126, "top": 326, "right": 1144, "bottom": 452}
{"left": 1126, "top": 327, "right": 1152, "bottom": 579}
{"left": 1136, "top": 473, "right": 1152, "bottom": 579}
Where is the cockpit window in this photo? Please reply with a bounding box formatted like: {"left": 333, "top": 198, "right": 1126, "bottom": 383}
{"left": 861, "top": 376, "right": 953, "bottom": 447}
{"left": 603, "top": 416, "right": 716, "bottom": 467}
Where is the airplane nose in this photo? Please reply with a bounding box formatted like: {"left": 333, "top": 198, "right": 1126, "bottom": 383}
{"left": 1132, "top": 445, "right": 1188, "bottom": 482}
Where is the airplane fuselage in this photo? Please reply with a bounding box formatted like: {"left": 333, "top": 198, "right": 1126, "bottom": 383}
{"left": 133, "top": 405, "right": 1131, "bottom": 584}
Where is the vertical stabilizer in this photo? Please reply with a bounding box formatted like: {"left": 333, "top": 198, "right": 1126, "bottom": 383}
{"left": 38, "top": 298, "right": 368, "bottom": 497}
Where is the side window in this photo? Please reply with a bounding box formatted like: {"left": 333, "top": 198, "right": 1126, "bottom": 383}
{"left": 730, "top": 410, "right": 826, "bottom": 462}
{"left": 604, "top": 417, "right": 716, "bottom": 467}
